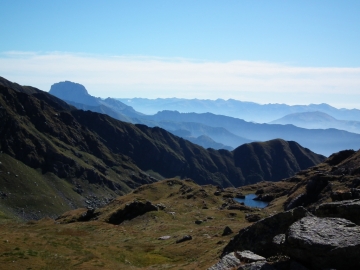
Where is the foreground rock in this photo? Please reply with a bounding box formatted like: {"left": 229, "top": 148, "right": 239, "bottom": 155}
{"left": 237, "top": 250, "right": 266, "bottom": 263}
{"left": 277, "top": 216, "right": 360, "bottom": 270}
{"left": 315, "top": 199, "right": 360, "bottom": 225}
{"left": 208, "top": 251, "right": 266, "bottom": 270}
{"left": 222, "top": 207, "right": 311, "bottom": 257}
{"left": 208, "top": 252, "right": 241, "bottom": 270}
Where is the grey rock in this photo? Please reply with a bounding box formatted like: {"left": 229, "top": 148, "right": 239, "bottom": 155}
{"left": 158, "top": 235, "right": 171, "bottom": 240}
{"left": 272, "top": 234, "right": 285, "bottom": 245}
{"left": 236, "top": 250, "right": 265, "bottom": 263}
{"left": 315, "top": 199, "right": 360, "bottom": 225}
{"left": 280, "top": 216, "right": 360, "bottom": 270}
{"left": 176, "top": 235, "right": 192, "bottom": 243}
{"left": 222, "top": 207, "right": 311, "bottom": 257}
{"left": 237, "top": 261, "right": 275, "bottom": 270}
{"left": 207, "top": 252, "right": 241, "bottom": 270}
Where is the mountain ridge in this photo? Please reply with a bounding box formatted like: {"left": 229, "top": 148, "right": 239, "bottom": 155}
{"left": 47, "top": 81, "right": 360, "bottom": 156}
{"left": 270, "top": 111, "right": 360, "bottom": 134}
{"left": 117, "top": 97, "right": 360, "bottom": 123}
{"left": 147, "top": 110, "right": 360, "bottom": 156}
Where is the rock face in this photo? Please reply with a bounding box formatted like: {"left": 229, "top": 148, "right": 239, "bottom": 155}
{"left": 315, "top": 199, "right": 360, "bottom": 225}
{"left": 277, "top": 216, "right": 360, "bottom": 270}
{"left": 222, "top": 207, "right": 311, "bottom": 257}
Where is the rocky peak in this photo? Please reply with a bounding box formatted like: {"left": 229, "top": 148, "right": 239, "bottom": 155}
{"left": 49, "top": 81, "right": 100, "bottom": 106}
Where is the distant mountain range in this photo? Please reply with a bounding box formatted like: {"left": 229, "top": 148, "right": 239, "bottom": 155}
{"left": 117, "top": 97, "right": 360, "bottom": 123}
{"left": 0, "top": 76, "right": 324, "bottom": 219}
{"left": 270, "top": 111, "right": 360, "bottom": 134}
{"left": 146, "top": 111, "right": 360, "bottom": 156}
{"left": 48, "top": 81, "right": 360, "bottom": 156}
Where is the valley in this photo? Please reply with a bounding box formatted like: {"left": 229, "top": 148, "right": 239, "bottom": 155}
{"left": 0, "top": 77, "right": 359, "bottom": 269}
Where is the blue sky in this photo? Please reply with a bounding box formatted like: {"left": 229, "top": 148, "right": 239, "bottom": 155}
{"left": 1, "top": 1, "right": 360, "bottom": 108}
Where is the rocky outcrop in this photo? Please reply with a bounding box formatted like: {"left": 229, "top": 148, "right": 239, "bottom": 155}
{"left": 107, "top": 200, "right": 158, "bottom": 225}
{"left": 56, "top": 208, "right": 100, "bottom": 223}
{"left": 331, "top": 188, "right": 360, "bottom": 201}
{"left": 276, "top": 216, "right": 360, "bottom": 270}
{"left": 315, "top": 199, "right": 360, "bottom": 225}
{"left": 222, "top": 207, "right": 311, "bottom": 257}
{"left": 49, "top": 81, "right": 100, "bottom": 106}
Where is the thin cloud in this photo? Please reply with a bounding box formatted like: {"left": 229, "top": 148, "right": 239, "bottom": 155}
{"left": 1, "top": 51, "right": 360, "bottom": 107}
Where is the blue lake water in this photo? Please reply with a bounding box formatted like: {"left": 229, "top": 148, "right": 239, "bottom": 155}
{"left": 233, "top": 194, "right": 268, "bottom": 208}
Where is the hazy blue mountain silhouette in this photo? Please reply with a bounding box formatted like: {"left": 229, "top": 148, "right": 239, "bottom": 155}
{"left": 146, "top": 111, "right": 360, "bottom": 156}
{"left": 270, "top": 111, "right": 360, "bottom": 134}
{"left": 48, "top": 81, "right": 360, "bottom": 156}
{"left": 48, "top": 82, "right": 240, "bottom": 150}
{"left": 49, "top": 81, "right": 144, "bottom": 121}
{"left": 117, "top": 98, "right": 360, "bottom": 123}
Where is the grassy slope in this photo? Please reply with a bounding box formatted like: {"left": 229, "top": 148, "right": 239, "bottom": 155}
{"left": 1, "top": 149, "right": 359, "bottom": 269}
{"left": 0, "top": 179, "right": 268, "bottom": 269}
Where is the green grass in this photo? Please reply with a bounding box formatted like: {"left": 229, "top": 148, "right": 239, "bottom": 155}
{"left": 0, "top": 178, "right": 271, "bottom": 269}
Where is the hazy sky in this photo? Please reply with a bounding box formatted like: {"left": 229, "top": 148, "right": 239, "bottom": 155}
{"left": 1, "top": 1, "right": 359, "bottom": 108}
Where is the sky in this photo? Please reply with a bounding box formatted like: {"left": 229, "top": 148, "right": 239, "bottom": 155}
{"left": 0, "top": 0, "right": 359, "bottom": 108}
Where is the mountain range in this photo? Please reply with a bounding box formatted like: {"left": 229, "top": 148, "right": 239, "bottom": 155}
{"left": 49, "top": 81, "right": 360, "bottom": 156}
{"left": 117, "top": 97, "right": 360, "bottom": 123}
{"left": 270, "top": 111, "right": 360, "bottom": 134}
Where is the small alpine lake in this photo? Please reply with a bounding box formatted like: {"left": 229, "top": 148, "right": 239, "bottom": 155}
{"left": 233, "top": 194, "right": 268, "bottom": 208}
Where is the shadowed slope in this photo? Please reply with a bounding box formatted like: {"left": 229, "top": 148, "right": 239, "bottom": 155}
{"left": 0, "top": 77, "right": 325, "bottom": 219}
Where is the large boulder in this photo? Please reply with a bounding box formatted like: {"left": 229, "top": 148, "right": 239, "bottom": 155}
{"left": 222, "top": 207, "right": 311, "bottom": 257}
{"left": 277, "top": 216, "right": 360, "bottom": 270}
{"left": 315, "top": 199, "right": 360, "bottom": 225}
